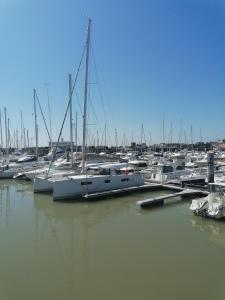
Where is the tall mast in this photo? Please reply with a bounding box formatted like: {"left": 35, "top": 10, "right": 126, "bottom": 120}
{"left": 104, "top": 123, "right": 107, "bottom": 150}
{"left": 190, "top": 125, "right": 193, "bottom": 152}
{"left": 8, "top": 118, "right": 10, "bottom": 149}
{"left": 4, "top": 107, "right": 9, "bottom": 164}
{"left": 16, "top": 129, "right": 19, "bottom": 149}
{"left": 69, "top": 73, "right": 74, "bottom": 164}
{"left": 46, "top": 84, "right": 53, "bottom": 148}
{"left": 97, "top": 130, "right": 99, "bottom": 150}
{"left": 0, "top": 109, "right": 3, "bottom": 148}
{"left": 82, "top": 18, "right": 91, "bottom": 173}
{"left": 75, "top": 112, "right": 78, "bottom": 154}
{"left": 13, "top": 130, "right": 16, "bottom": 149}
{"left": 33, "top": 89, "right": 38, "bottom": 158}
{"left": 27, "top": 129, "right": 29, "bottom": 150}
{"left": 20, "top": 111, "right": 23, "bottom": 149}
{"left": 149, "top": 132, "right": 151, "bottom": 147}
{"left": 23, "top": 127, "right": 26, "bottom": 149}
{"left": 115, "top": 128, "right": 118, "bottom": 152}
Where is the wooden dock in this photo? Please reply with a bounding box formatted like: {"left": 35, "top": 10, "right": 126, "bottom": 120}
{"left": 137, "top": 189, "right": 208, "bottom": 208}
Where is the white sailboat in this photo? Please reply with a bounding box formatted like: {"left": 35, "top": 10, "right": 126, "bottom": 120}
{"left": 33, "top": 73, "right": 79, "bottom": 192}
{"left": 0, "top": 108, "right": 18, "bottom": 178}
{"left": 52, "top": 18, "right": 144, "bottom": 200}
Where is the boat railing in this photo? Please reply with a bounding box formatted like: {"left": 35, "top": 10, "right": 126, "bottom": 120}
{"left": 162, "top": 168, "right": 207, "bottom": 183}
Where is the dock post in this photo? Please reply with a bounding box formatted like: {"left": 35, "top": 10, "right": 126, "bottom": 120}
{"left": 207, "top": 152, "right": 214, "bottom": 183}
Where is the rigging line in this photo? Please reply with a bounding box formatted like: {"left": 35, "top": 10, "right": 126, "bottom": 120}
{"left": 88, "top": 95, "right": 104, "bottom": 137}
{"left": 90, "top": 42, "right": 107, "bottom": 120}
{"left": 85, "top": 83, "right": 105, "bottom": 143}
{"left": 74, "top": 89, "right": 83, "bottom": 115}
{"left": 106, "top": 126, "right": 112, "bottom": 146}
{"left": 90, "top": 43, "right": 113, "bottom": 147}
{"left": 46, "top": 44, "right": 86, "bottom": 177}
{"left": 35, "top": 91, "right": 52, "bottom": 143}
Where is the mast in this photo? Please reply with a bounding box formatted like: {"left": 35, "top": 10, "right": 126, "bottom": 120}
{"left": 20, "top": 111, "right": 23, "bottom": 149}
{"left": 190, "top": 125, "right": 193, "bottom": 152}
{"left": 75, "top": 112, "right": 78, "bottom": 154}
{"left": 4, "top": 107, "right": 9, "bottom": 164}
{"left": 97, "top": 130, "right": 99, "bottom": 150}
{"left": 69, "top": 73, "right": 74, "bottom": 164}
{"left": 23, "top": 127, "right": 26, "bottom": 149}
{"left": 115, "top": 128, "right": 118, "bottom": 152}
{"left": 46, "top": 84, "right": 53, "bottom": 148}
{"left": 104, "top": 123, "right": 107, "bottom": 150}
{"left": 149, "top": 132, "right": 151, "bottom": 148}
{"left": 8, "top": 118, "right": 10, "bottom": 149}
{"left": 16, "top": 129, "right": 18, "bottom": 149}
{"left": 82, "top": 18, "right": 91, "bottom": 173}
{"left": 33, "top": 89, "right": 39, "bottom": 159}
{"left": 13, "top": 130, "right": 16, "bottom": 149}
{"left": 0, "top": 109, "right": 3, "bottom": 148}
{"left": 27, "top": 129, "right": 29, "bottom": 150}
{"left": 140, "top": 124, "right": 143, "bottom": 154}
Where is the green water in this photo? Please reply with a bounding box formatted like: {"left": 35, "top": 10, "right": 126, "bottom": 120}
{"left": 0, "top": 180, "right": 225, "bottom": 300}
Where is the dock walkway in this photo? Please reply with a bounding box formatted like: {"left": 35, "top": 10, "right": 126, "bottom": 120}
{"left": 137, "top": 188, "right": 208, "bottom": 208}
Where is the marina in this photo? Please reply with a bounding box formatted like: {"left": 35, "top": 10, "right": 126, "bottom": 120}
{"left": 1, "top": 1, "right": 225, "bottom": 299}
{"left": 0, "top": 179, "right": 225, "bottom": 300}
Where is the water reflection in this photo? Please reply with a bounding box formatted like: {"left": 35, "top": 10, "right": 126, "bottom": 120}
{"left": 0, "top": 182, "right": 11, "bottom": 228}
{"left": 32, "top": 192, "right": 136, "bottom": 283}
{"left": 1, "top": 181, "right": 225, "bottom": 300}
{"left": 191, "top": 216, "right": 225, "bottom": 247}
{"left": 12, "top": 179, "right": 33, "bottom": 194}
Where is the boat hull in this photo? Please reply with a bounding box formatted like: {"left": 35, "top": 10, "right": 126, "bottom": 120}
{"left": 53, "top": 173, "right": 144, "bottom": 200}
{"left": 34, "top": 176, "right": 54, "bottom": 193}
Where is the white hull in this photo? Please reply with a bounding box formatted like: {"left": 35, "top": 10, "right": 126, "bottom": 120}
{"left": 34, "top": 176, "right": 54, "bottom": 193}
{"left": 52, "top": 172, "right": 144, "bottom": 200}
{"left": 0, "top": 169, "right": 17, "bottom": 179}
{"left": 33, "top": 170, "right": 78, "bottom": 193}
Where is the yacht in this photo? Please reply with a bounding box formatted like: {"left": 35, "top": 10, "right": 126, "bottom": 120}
{"left": 52, "top": 163, "right": 144, "bottom": 200}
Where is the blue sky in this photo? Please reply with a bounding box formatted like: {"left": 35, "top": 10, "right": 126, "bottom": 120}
{"left": 0, "top": 0, "right": 225, "bottom": 146}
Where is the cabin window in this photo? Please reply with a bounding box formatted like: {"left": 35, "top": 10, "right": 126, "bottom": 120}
{"left": 105, "top": 179, "right": 110, "bottom": 183}
{"left": 138, "top": 163, "right": 147, "bottom": 167}
{"left": 81, "top": 181, "right": 92, "bottom": 185}
{"left": 162, "top": 166, "right": 173, "bottom": 173}
{"left": 176, "top": 166, "right": 184, "bottom": 170}
{"left": 121, "top": 178, "right": 129, "bottom": 182}
{"left": 99, "top": 168, "right": 111, "bottom": 175}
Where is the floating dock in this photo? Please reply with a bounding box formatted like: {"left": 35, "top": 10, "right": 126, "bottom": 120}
{"left": 137, "top": 188, "right": 208, "bottom": 208}
{"left": 83, "top": 183, "right": 163, "bottom": 200}
{"left": 81, "top": 183, "right": 207, "bottom": 202}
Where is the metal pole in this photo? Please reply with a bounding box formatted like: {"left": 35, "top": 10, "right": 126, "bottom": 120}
{"left": 27, "top": 129, "right": 29, "bottom": 150}
{"left": 46, "top": 84, "right": 53, "bottom": 148}
{"left": 33, "top": 89, "right": 38, "bottom": 158}
{"left": 69, "top": 74, "right": 74, "bottom": 164}
{"left": 4, "top": 107, "right": 8, "bottom": 164}
{"left": 75, "top": 112, "right": 78, "bottom": 154}
{"left": 0, "top": 109, "right": 3, "bottom": 148}
{"left": 82, "top": 18, "right": 91, "bottom": 173}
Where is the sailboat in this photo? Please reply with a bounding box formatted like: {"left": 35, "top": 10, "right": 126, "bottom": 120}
{"left": 51, "top": 18, "right": 144, "bottom": 200}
